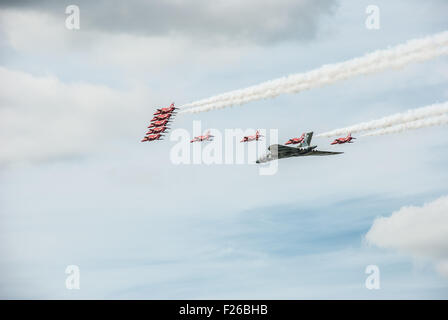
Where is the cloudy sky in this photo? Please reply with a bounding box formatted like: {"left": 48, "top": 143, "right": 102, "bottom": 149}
{"left": 1, "top": 0, "right": 447, "bottom": 299}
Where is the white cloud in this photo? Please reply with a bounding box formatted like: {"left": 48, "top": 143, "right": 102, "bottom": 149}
{"left": 0, "top": 66, "right": 152, "bottom": 164}
{"left": 1, "top": 1, "right": 448, "bottom": 299}
{"left": 365, "top": 195, "right": 448, "bottom": 278}
{"left": 0, "top": 8, "right": 255, "bottom": 74}
{"left": 0, "top": 0, "right": 337, "bottom": 44}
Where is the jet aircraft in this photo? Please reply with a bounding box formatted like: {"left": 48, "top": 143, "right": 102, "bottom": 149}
{"left": 141, "top": 134, "right": 164, "bottom": 142}
{"left": 285, "top": 133, "right": 305, "bottom": 145}
{"left": 146, "top": 126, "right": 169, "bottom": 135}
{"left": 331, "top": 133, "right": 356, "bottom": 145}
{"left": 190, "top": 130, "right": 214, "bottom": 143}
{"left": 151, "top": 113, "right": 173, "bottom": 122}
{"left": 256, "top": 132, "right": 343, "bottom": 163}
{"left": 154, "top": 103, "right": 178, "bottom": 115}
{"left": 241, "top": 130, "right": 263, "bottom": 142}
{"left": 148, "top": 120, "right": 171, "bottom": 128}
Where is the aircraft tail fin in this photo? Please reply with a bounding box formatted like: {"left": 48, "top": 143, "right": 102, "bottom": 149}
{"left": 300, "top": 132, "right": 313, "bottom": 147}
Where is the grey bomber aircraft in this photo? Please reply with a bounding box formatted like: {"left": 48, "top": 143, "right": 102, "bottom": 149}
{"left": 256, "top": 132, "right": 343, "bottom": 163}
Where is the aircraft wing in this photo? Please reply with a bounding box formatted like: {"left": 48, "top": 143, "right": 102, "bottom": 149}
{"left": 257, "top": 144, "right": 296, "bottom": 163}
{"left": 304, "top": 150, "right": 344, "bottom": 156}
{"left": 257, "top": 144, "right": 343, "bottom": 163}
{"left": 268, "top": 144, "right": 299, "bottom": 158}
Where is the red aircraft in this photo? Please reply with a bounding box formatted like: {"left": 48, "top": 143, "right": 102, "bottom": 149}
{"left": 146, "top": 126, "right": 169, "bottom": 135}
{"left": 190, "top": 130, "right": 214, "bottom": 143}
{"left": 148, "top": 120, "right": 171, "bottom": 128}
{"left": 285, "top": 133, "right": 305, "bottom": 145}
{"left": 153, "top": 103, "right": 178, "bottom": 115}
{"left": 141, "top": 134, "right": 164, "bottom": 142}
{"left": 331, "top": 133, "right": 356, "bottom": 145}
{"left": 151, "top": 113, "right": 173, "bottom": 122}
{"left": 241, "top": 130, "right": 263, "bottom": 142}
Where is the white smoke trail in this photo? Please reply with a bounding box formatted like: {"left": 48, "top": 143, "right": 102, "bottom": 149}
{"left": 180, "top": 31, "right": 448, "bottom": 114}
{"left": 362, "top": 114, "right": 448, "bottom": 136}
{"left": 317, "top": 101, "right": 448, "bottom": 137}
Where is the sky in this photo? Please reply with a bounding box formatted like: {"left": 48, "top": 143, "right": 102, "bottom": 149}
{"left": 0, "top": 0, "right": 447, "bottom": 299}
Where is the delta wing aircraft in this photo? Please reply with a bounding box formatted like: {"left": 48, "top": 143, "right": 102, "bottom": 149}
{"left": 256, "top": 132, "right": 343, "bottom": 163}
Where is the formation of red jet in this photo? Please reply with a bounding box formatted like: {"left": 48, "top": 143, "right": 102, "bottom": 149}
{"left": 188, "top": 130, "right": 356, "bottom": 146}
{"left": 141, "top": 106, "right": 356, "bottom": 147}
{"left": 141, "top": 103, "right": 177, "bottom": 142}
{"left": 190, "top": 129, "right": 265, "bottom": 144}
{"left": 331, "top": 133, "right": 356, "bottom": 145}
{"left": 284, "top": 132, "right": 356, "bottom": 145}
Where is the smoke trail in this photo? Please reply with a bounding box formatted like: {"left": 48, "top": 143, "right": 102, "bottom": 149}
{"left": 317, "top": 101, "right": 448, "bottom": 137}
{"left": 180, "top": 31, "right": 448, "bottom": 114}
{"left": 362, "top": 114, "right": 448, "bottom": 136}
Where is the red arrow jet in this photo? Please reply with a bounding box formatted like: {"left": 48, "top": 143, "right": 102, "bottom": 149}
{"left": 285, "top": 133, "right": 305, "bottom": 145}
{"left": 154, "top": 103, "right": 178, "bottom": 115}
{"left": 331, "top": 133, "right": 356, "bottom": 145}
{"left": 141, "top": 134, "right": 164, "bottom": 142}
{"left": 148, "top": 120, "right": 171, "bottom": 128}
{"left": 190, "top": 130, "right": 214, "bottom": 143}
{"left": 146, "top": 126, "right": 169, "bottom": 135}
{"left": 151, "top": 113, "right": 173, "bottom": 122}
{"left": 241, "top": 130, "right": 263, "bottom": 142}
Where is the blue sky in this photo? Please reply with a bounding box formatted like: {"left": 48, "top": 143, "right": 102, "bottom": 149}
{"left": 0, "top": 0, "right": 447, "bottom": 299}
